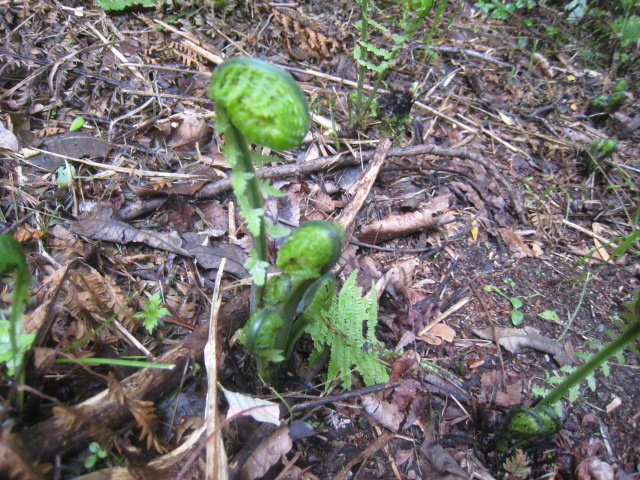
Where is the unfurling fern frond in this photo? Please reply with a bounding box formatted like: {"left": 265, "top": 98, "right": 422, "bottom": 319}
{"left": 305, "top": 271, "right": 389, "bottom": 389}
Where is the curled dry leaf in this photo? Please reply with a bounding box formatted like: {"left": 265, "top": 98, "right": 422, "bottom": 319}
{"left": 357, "top": 194, "right": 453, "bottom": 243}
{"left": 0, "top": 121, "right": 19, "bottom": 152}
{"left": 166, "top": 114, "right": 210, "bottom": 150}
{"left": 473, "top": 326, "right": 575, "bottom": 366}
{"left": 362, "top": 394, "right": 404, "bottom": 432}
{"left": 239, "top": 425, "right": 292, "bottom": 480}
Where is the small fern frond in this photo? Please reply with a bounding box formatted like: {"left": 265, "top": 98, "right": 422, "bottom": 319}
{"left": 305, "top": 271, "right": 389, "bottom": 389}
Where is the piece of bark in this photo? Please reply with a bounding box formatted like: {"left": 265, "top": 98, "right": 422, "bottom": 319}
{"left": 20, "top": 292, "right": 249, "bottom": 461}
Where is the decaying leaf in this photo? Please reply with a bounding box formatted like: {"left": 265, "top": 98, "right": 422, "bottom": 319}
{"left": 362, "top": 394, "right": 404, "bottom": 432}
{"left": 497, "top": 228, "right": 544, "bottom": 258}
{"left": 480, "top": 370, "right": 523, "bottom": 407}
{"left": 357, "top": 194, "right": 454, "bottom": 243}
{"left": 420, "top": 440, "right": 468, "bottom": 479}
{"left": 181, "top": 232, "right": 248, "bottom": 278}
{"left": 28, "top": 132, "right": 108, "bottom": 171}
{"left": 0, "top": 120, "right": 20, "bottom": 152}
{"left": 502, "top": 449, "right": 531, "bottom": 478}
{"left": 222, "top": 387, "right": 280, "bottom": 426}
{"left": 238, "top": 425, "right": 292, "bottom": 480}
{"left": 473, "top": 326, "right": 575, "bottom": 366}
{"left": 70, "top": 207, "right": 191, "bottom": 257}
{"left": 166, "top": 114, "right": 210, "bottom": 150}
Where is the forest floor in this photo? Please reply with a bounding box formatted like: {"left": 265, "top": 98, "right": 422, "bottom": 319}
{"left": 1, "top": 1, "right": 639, "bottom": 479}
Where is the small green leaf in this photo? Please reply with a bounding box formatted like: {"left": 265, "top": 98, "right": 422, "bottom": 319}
{"left": 510, "top": 297, "right": 523, "bottom": 310}
{"left": 245, "top": 254, "right": 269, "bottom": 286}
{"left": 265, "top": 220, "right": 290, "bottom": 238}
{"left": 259, "top": 179, "right": 286, "bottom": 198}
{"left": 586, "top": 373, "right": 596, "bottom": 391}
{"left": 538, "top": 310, "right": 560, "bottom": 321}
{"left": 55, "top": 162, "right": 76, "bottom": 187}
{"left": 511, "top": 310, "right": 524, "bottom": 325}
{"left": 69, "top": 116, "right": 85, "bottom": 131}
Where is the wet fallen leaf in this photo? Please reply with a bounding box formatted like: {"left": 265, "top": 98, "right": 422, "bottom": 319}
{"left": 357, "top": 194, "right": 453, "bottom": 243}
{"left": 221, "top": 387, "right": 280, "bottom": 426}
{"left": 420, "top": 440, "right": 468, "bottom": 479}
{"left": 472, "top": 326, "right": 575, "bottom": 366}
{"left": 238, "top": 425, "right": 292, "bottom": 480}
{"left": 362, "top": 394, "right": 404, "bottom": 431}
{"left": 181, "top": 232, "right": 248, "bottom": 278}
{"left": 70, "top": 207, "right": 191, "bottom": 257}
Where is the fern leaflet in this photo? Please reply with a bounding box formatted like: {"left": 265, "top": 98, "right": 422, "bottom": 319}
{"left": 304, "top": 271, "right": 389, "bottom": 389}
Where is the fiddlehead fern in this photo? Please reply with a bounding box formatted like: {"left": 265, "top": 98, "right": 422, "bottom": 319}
{"left": 208, "top": 57, "right": 310, "bottom": 309}
{"left": 209, "top": 57, "right": 310, "bottom": 151}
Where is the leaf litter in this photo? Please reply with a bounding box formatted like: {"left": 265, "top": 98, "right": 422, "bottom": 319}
{"left": 1, "top": 1, "right": 639, "bottom": 479}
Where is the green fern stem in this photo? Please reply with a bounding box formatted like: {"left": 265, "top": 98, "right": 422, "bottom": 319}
{"left": 354, "top": 0, "right": 371, "bottom": 126}
{"left": 537, "top": 300, "right": 640, "bottom": 407}
{"left": 221, "top": 113, "right": 268, "bottom": 309}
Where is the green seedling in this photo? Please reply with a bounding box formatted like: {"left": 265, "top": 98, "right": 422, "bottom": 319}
{"left": 351, "top": 0, "right": 438, "bottom": 127}
{"left": 0, "top": 235, "right": 34, "bottom": 409}
{"left": 585, "top": 137, "right": 618, "bottom": 171}
{"left": 484, "top": 284, "right": 525, "bottom": 325}
{"left": 498, "top": 293, "right": 640, "bottom": 451}
{"left": 84, "top": 442, "right": 108, "bottom": 470}
{"left": 134, "top": 291, "right": 170, "bottom": 334}
{"left": 95, "top": 0, "right": 155, "bottom": 11}
{"left": 590, "top": 79, "right": 629, "bottom": 116}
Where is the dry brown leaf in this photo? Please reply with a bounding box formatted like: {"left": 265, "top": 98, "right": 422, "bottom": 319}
{"left": 29, "top": 132, "right": 108, "bottom": 171}
{"left": 0, "top": 120, "right": 20, "bottom": 152}
{"left": 70, "top": 207, "right": 191, "bottom": 257}
{"left": 479, "top": 370, "right": 523, "bottom": 407}
{"left": 166, "top": 114, "right": 210, "bottom": 150}
{"left": 362, "top": 394, "right": 404, "bottom": 431}
{"left": 473, "top": 326, "right": 574, "bottom": 366}
{"left": 575, "top": 458, "right": 614, "bottom": 480}
{"left": 238, "top": 425, "right": 292, "bottom": 480}
{"left": 358, "top": 194, "right": 453, "bottom": 243}
{"left": 497, "top": 228, "right": 544, "bottom": 258}
{"left": 417, "top": 324, "right": 456, "bottom": 345}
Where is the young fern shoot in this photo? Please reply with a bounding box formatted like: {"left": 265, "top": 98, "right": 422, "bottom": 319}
{"left": 209, "top": 58, "right": 348, "bottom": 380}
{"left": 208, "top": 57, "right": 310, "bottom": 310}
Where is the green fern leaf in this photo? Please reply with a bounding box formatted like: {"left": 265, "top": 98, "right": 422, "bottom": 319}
{"left": 305, "top": 271, "right": 388, "bottom": 389}
{"left": 358, "top": 41, "right": 393, "bottom": 60}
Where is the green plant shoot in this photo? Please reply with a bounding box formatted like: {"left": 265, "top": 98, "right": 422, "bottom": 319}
{"left": 498, "top": 293, "right": 640, "bottom": 451}
{"left": 134, "top": 291, "right": 170, "bottom": 334}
